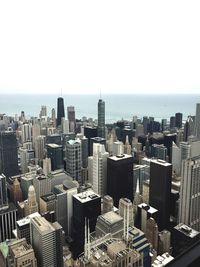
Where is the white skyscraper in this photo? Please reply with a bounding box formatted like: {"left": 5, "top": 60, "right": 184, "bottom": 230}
{"left": 21, "top": 123, "right": 32, "bottom": 144}
{"left": 92, "top": 143, "right": 109, "bottom": 196}
{"left": 61, "top": 118, "right": 70, "bottom": 134}
{"left": 179, "top": 158, "right": 200, "bottom": 231}
{"left": 19, "top": 147, "right": 28, "bottom": 174}
{"left": 35, "top": 135, "right": 46, "bottom": 160}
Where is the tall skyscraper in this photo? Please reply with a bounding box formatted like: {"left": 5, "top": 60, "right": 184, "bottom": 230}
{"left": 21, "top": 123, "right": 32, "bottom": 143}
{"left": 0, "top": 131, "right": 18, "bottom": 179}
{"left": 97, "top": 99, "right": 105, "bottom": 138}
{"left": 57, "top": 97, "right": 65, "bottom": 127}
{"left": 107, "top": 154, "right": 134, "bottom": 207}
{"left": 149, "top": 159, "right": 172, "bottom": 230}
{"left": 0, "top": 174, "right": 9, "bottom": 211}
{"left": 65, "top": 139, "right": 82, "bottom": 183}
{"left": 195, "top": 103, "right": 200, "bottom": 139}
{"left": 91, "top": 143, "right": 109, "bottom": 196}
{"left": 30, "top": 216, "right": 63, "bottom": 267}
{"left": 179, "top": 158, "right": 200, "bottom": 231}
{"left": 47, "top": 143, "right": 63, "bottom": 171}
{"left": 67, "top": 106, "right": 76, "bottom": 133}
{"left": 35, "top": 135, "right": 46, "bottom": 161}
{"left": 72, "top": 190, "right": 101, "bottom": 258}
{"left": 175, "top": 112, "right": 183, "bottom": 129}
{"left": 0, "top": 202, "right": 17, "bottom": 242}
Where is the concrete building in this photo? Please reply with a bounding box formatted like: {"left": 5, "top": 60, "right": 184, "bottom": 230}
{"left": 24, "top": 186, "right": 38, "bottom": 216}
{"left": 30, "top": 216, "right": 63, "bottom": 267}
{"left": 0, "top": 174, "right": 9, "bottom": 211}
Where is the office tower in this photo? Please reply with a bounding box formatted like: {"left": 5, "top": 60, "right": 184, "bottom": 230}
{"left": 54, "top": 181, "right": 78, "bottom": 237}
{"left": 10, "top": 178, "right": 22, "bottom": 205}
{"left": 57, "top": 97, "right": 65, "bottom": 127}
{"left": 46, "top": 133, "right": 62, "bottom": 145}
{"left": 72, "top": 190, "right": 101, "bottom": 258}
{"left": 81, "top": 136, "right": 88, "bottom": 168}
{"left": 106, "top": 133, "right": 114, "bottom": 155}
{"left": 65, "top": 139, "right": 81, "bottom": 183}
{"left": 20, "top": 173, "right": 34, "bottom": 199}
{"left": 149, "top": 159, "right": 172, "bottom": 230}
{"left": 67, "top": 106, "right": 76, "bottom": 133}
{"left": 142, "top": 116, "right": 149, "bottom": 135}
{"left": 40, "top": 105, "right": 47, "bottom": 117}
{"left": 136, "top": 124, "right": 144, "bottom": 137}
{"left": 146, "top": 217, "right": 158, "bottom": 251}
{"left": 97, "top": 99, "right": 105, "bottom": 138}
{"left": 43, "top": 157, "right": 51, "bottom": 176}
{"left": 195, "top": 103, "right": 200, "bottom": 139}
{"left": 172, "top": 223, "right": 200, "bottom": 257}
{"left": 112, "top": 141, "right": 124, "bottom": 156}
{"left": 21, "top": 123, "right": 32, "bottom": 143}
{"left": 0, "top": 202, "right": 17, "bottom": 242}
{"left": 107, "top": 154, "right": 134, "bottom": 207}
{"left": 119, "top": 198, "right": 134, "bottom": 225}
{"left": 0, "top": 131, "right": 18, "bottom": 178}
{"left": 164, "top": 133, "right": 177, "bottom": 162}
{"left": 170, "top": 116, "right": 176, "bottom": 128}
{"left": 95, "top": 211, "right": 124, "bottom": 238}
{"left": 124, "top": 135, "right": 132, "bottom": 155}
{"left": 24, "top": 185, "right": 38, "bottom": 216}
{"left": 47, "top": 143, "right": 63, "bottom": 171}
{"left": 89, "top": 136, "right": 106, "bottom": 156}
{"left": 158, "top": 230, "right": 171, "bottom": 255}
{"left": 39, "top": 193, "right": 56, "bottom": 214}
{"left": 35, "top": 135, "right": 46, "bottom": 161}
{"left": 32, "top": 122, "right": 41, "bottom": 147}
{"left": 32, "top": 174, "right": 51, "bottom": 202}
{"left": 0, "top": 174, "right": 9, "bottom": 211}
{"left": 136, "top": 203, "right": 158, "bottom": 233}
{"left": 161, "top": 119, "right": 167, "bottom": 132}
{"left": 30, "top": 216, "right": 63, "bottom": 267}
{"left": 50, "top": 108, "right": 56, "bottom": 127}
{"left": 102, "top": 195, "right": 114, "bottom": 214}
{"left": 7, "top": 238, "right": 37, "bottom": 267}
{"left": 61, "top": 118, "right": 69, "bottom": 134}
{"left": 151, "top": 144, "right": 167, "bottom": 161}
{"left": 84, "top": 126, "right": 98, "bottom": 154}
{"left": 129, "top": 225, "right": 151, "bottom": 267}
{"left": 175, "top": 112, "right": 183, "bottom": 128}
{"left": 19, "top": 148, "right": 28, "bottom": 174}
{"left": 179, "top": 158, "right": 200, "bottom": 230}
{"left": 16, "top": 212, "right": 41, "bottom": 244}
{"left": 184, "top": 116, "right": 195, "bottom": 141}
{"left": 91, "top": 143, "right": 109, "bottom": 196}
{"left": 172, "top": 142, "right": 181, "bottom": 176}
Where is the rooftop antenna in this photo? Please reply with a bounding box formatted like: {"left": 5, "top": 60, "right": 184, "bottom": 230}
{"left": 61, "top": 88, "right": 63, "bottom": 96}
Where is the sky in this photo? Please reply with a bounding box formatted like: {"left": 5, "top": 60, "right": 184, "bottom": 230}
{"left": 0, "top": 0, "right": 200, "bottom": 95}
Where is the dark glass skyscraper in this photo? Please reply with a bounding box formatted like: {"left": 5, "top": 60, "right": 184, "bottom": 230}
{"left": 107, "top": 154, "right": 134, "bottom": 207}
{"left": 149, "top": 159, "right": 172, "bottom": 231}
{"left": 57, "top": 97, "right": 65, "bottom": 127}
{"left": 0, "top": 131, "right": 18, "bottom": 179}
{"left": 97, "top": 99, "right": 105, "bottom": 138}
{"left": 0, "top": 174, "right": 9, "bottom": 211}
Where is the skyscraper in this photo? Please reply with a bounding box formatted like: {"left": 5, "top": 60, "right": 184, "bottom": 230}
{"left": 97, "top": 99, "right": 105, "bottom": 138}
{"left": 57, "top": 97, "right": 65, "bottom": 127}
{"left": 149, "top": 159, "right": 172, "bottom": 230}
{"left": 175, "top": 112, "right": 183, "bottom": 129}
{"left": 179, "top": 158, "right": 200, "bottom": 231}
{"left": 67, "top": 106, "right": 76, "bottom": 133}
{"left": 24, "top": 185, "right": 39, "bottom": 216}
{"left": 91, "top": 143, "right": 109, "bottom": 196}
{"left": 195, "top": 103, "right": 200, "bottom": 139}
{"left": 0, "top": 131, "right": 18, "bottom": 179}
{"left": 107, "top": 154, "right": 134, "bottom": 207}
{"left": 65, "top": 139, "right": 82, "bottom": 183}
{"left": 0, "top": 174, "right": 9, "bottom": 211}
{"left": 30, "top": 216, "right": 63, "bottom": 267}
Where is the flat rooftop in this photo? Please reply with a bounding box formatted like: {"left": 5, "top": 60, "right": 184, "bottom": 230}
{"left": 175, "top": 223, "right": 200, "bottom": 238}
{"left": 151, "top": 158, "right": 172, "bottom": 167}
{"left": 101, "top": 211, "right": 123, "bottom": 225}
{"left": 109, "top": 154, "right": 133, "bottom": 161}
{"left": 73, "top": 190, "right": 100, "bottom": 203}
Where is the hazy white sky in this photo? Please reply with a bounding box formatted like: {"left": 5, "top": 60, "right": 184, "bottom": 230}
{"left": 0, "top": 0, "right": 200, "bottom": 95}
